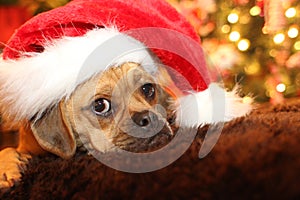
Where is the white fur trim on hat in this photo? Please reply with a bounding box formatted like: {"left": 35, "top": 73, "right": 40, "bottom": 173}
{"left": 177, "top": 83, "right": 252, "bottom": 127}
{"left": 0, "top": 27, "right": 157, "bottom": 121}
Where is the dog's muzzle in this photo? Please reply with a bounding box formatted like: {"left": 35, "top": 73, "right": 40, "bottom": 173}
{"left": 113, "top": 110, "right": 177, "bottom": 153}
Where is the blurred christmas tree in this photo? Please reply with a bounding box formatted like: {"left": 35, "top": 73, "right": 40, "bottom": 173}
{"left": 168, "top": 0, "right": 300, "bottom": 103}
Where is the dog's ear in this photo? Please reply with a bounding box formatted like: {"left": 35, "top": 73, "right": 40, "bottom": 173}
{"left": 30, "top": 101, "right": 76, "bottom": 159}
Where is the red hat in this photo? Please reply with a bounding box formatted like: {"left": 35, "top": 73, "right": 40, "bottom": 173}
{"left": 0, "top": 0, "right": 251, "bottom": 126}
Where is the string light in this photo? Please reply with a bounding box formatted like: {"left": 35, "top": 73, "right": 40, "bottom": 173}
{"left": 244, "top": 62, "right": 260, "bottom": 75}
{"left": 285, "top": 7, "right": 297, "bottom": 18}
{"left": 294, "top": 41, "right": 300, "bottom": 51}
{"left": 238, "top": 39, "right": 250, "bottom": 51}
{"left": 269, "top": 49, "right": 277, "bottom": 57}
{"left": 273, "top": 33, "right": 285, "bottom": 44}
{"left": 242, "top": 96, "right": 252, "bottom": 104}
{"left": 227, "top": 13, "right": 239, "bottom": 24}
{"left": 229, "top": 31, "right": 240, "bottom": 41}
{"left": 250, "top": 6, "right": 261, "bottom": 16}
{"left": 288, "top": 27, "right": 299, "bottom": 38}
{"left": 276, "top": 83, "right": 286, "bottom": 93}
{"left": 221, "top": 24, "right": 231, "bottom": 33}
{"left": 262, "top": 26, "right": 268, "bottom": 34}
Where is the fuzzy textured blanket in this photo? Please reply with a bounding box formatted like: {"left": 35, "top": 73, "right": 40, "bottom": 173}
{"left": 1, "top": 99, "right": 300, "bottom": 199}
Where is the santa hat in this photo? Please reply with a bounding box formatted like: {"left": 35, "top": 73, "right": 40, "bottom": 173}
{"left": 0, "top": 0, "right": 251, "bottom": 127}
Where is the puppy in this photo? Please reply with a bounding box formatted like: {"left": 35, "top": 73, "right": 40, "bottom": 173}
{"left": 0, "top": 62, "right": 181, "bottom": 189}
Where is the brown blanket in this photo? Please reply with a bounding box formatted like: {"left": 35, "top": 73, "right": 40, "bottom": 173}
{"left": 1, "top": 99, "right": 300, "bottom": 199}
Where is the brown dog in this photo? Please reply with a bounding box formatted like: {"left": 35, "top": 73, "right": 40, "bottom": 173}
{"left": 0, "top": 62, "right": 181, "bottom": 189}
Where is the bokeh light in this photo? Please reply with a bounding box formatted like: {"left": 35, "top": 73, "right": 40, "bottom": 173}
{"left": 250, "top": 6, "right": 261, "bottom": 16}
{"left": 288, "top": 27, "right": 299, "bottom": 38}
{"left": 285, "top": 7, "right": 297, "bottom": 18}
{"left": 228, "top": 13, "right": 239, "bottom": 23}
{"left": 229, "top": 31, "right": 241, "bottom": 41}
{"left": 273, "top": 33, "right": 285, "bottom": 44}
{"left": 276, "top": 83, "right": 286, "bottom": 93}
{"left": 238, "top": 39, "right": 250, "bottom": 51}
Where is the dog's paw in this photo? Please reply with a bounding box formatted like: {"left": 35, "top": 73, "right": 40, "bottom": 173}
{"left": 0, "top": 148, "right": 31, "bottom": 191}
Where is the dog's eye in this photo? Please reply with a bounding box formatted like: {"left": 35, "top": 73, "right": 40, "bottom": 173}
{"left": 92, "top": 98, "right": 111, "bottom": 116}
{"left": 141, "top": 83, "right": 155, "bottom": 100}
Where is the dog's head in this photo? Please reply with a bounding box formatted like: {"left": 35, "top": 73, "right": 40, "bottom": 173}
{"left": 30, "top": 62, "right": 182, "bottom": 158}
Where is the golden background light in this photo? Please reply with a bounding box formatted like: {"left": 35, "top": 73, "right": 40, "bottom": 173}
{"left": 238, "top": 39, "right": 250, "bottom": 51}
{"left": 227, "top": 13, "right": 239, "bottom": 23}
{"left": 262, "top": 26, "right": 268, "bottom": 34}
{"left": 229, "top": 31, "right": 240, "bottom": 41}
{"left": 242, "top": 96, "right": 252, "bottom": 104}
{"left": 269, "top": 49, "right": 277, "bottom": 57}
{"left": 294, "top": 41, "right": 300, "bottom": 50}
{"left": 221, "top": 24, "right": 231, "bottom": 33}
{"left": 240, "top": 14, "right": 251, "bottom": 24}
{"left": 244, "top": 62, "right": 260, "bottom": 75}
{"left": 273, "top": 33, "right": 285, "bottom": 44}
{"left": 276, "top": 83, "right": 286, "bottom": 93}
{"left": 285, "top": 7, "right": 297, "bottom": 18}
{"left": 288, "top": 27, "right": 299, "bottom": 38}
{"left": 268, "top": 90, "right": 276, "bottom": 98}
{"left": 250, "top": 6, "right": 261, "bottom": 16}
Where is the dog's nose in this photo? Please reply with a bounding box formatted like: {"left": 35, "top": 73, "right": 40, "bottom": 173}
{"left": 132, "top": 111, "right": 151, "bottom": 127}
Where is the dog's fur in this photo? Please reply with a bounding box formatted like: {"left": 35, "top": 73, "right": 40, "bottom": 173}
{"left": 0, "top": 62, "right": 180, "bottom": 190}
